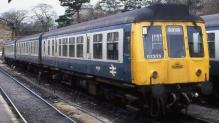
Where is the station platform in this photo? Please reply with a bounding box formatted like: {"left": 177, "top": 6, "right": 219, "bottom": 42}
{"left": 0, "top": 93, "right": 19, "bottom": 123}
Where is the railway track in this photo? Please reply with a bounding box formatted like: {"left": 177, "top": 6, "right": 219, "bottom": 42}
{"left": 0, "top": 66, "right": 78, "bottom": 123}
{"left": 0, "top": 62, "right": 214, "bottom": 123}
{"left": 0, "top": 87, "right": 27, "bottom": 123}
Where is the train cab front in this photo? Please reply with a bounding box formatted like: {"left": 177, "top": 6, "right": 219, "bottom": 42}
{"left": 131, "top": 22, "right": 212, "bottom": 115}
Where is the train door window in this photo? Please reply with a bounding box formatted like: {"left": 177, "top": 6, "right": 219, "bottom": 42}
{"left": 27, "top": 42, "right": 29, "bottom": 54}
{"left": 87, "top": 36, "right": 90, "bottom": 54}
{"left": 36, "top": 41, "right": 38, "bottom": 55}
{"left": 69, "top": 37, "right": 75, "bottom": 57}
{"left": 29, "top": 42, "right": 31, "bottom": 54}
{"left": 62, "top": 38, "right": 68, "bottom": 57}
{"left": 25, "top": 42, "right": 28, "bottom": 55}
{"left": 166, "top": 26, "right": 185, "bottom": 58}
{"left": 76, "top": 36, "right": 84, "bottom": 58}
{"left": 35, "top": 41, "right": 37, "bottom": 55}
{"left": 107, "top": 32, "right": 119, "bottom": 60}
{"left": 52, "top": 40, "right": 55, "bottom": 56}
{"left": 21, "top": 43, "right": 23, "bottom": 54}
{"left": 30, "top": 42, "right": 32, "bottom": 54}
{"left": 23, "top": 43, "right": 25, "bottom": 54}
{"left": 32, "top": 41, "right": 34, "bottom": 55}
{"left": 25, "top": 42, "right": 27, "bottom": 55}
{"left": 207, "top": 33, "right": 215, "bottom": 58}
{"left": 187, "top": 26, "right": 204, "bottom": 57}
{"left": 48, "top": 40, "right": 50, "bottom": 56}
{"left": 33, "top": 41, "right": 35, "bottom": 55}
{"left": 55, "top": 40, "right": 57, "bottom": 56}
{"left": 43, "top": 40, "right": 46, "bottom": 56}
{"left": 93, "top": 34, "right": 103, "bottom": 59}
{"left": 59, "top": 39, "right": 62, "bottom": 56}
{"left": 143, "top": 26, "right": 164, "bottom": 59}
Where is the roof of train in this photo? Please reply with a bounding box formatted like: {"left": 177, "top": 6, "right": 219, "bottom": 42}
{"left": 4, "top": 40, "right": 15, "bottom": 45}
{"left": 202, "top": 13, "right": 219, "bottom": 27}
{"left": 16, "top": 33, "right": 42, "bottom": 42}
{"left": 43, "top": 4, "right": 203, "bottom": 37}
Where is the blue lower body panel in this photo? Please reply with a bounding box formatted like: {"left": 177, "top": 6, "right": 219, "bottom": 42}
{"left": 16, "top": 55, "right": 39, "bottom": 64}
{"left": 41, "top": 56, "right": 131, "bottom": 82}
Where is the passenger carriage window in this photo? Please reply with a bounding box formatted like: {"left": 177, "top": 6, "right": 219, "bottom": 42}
{"left": 207, "top": 33, "right": 215, "bottom": 58}
{"left": 48, "top": 40, "right": 51, "bottom": 56}
{"left": 143, "top": 26, "right": 164, "bottom": 59}
{"left": 62, "top": 38, "right": 68, "bottom": 57}
{"left": 55, "top": 40, "right": 58, "bottom": 56}
{"left": 76, "top": 36, "right": 84, "bottom": 58}
{"left": 43, "top": 41, "right": 46, "bottom": 56}
{"left": 59, "top": 39, "right": 62, "bottom": 56}
{"left": 69, "top": 37, "right": 75, "bottom": 57}
{"left": 26, "top": 43, "right": 28, "bottom": 54}
{"left": 31, "top": 42, "right": 32, "bottom": 54}
{"left": 52, "top": 40, "right": 55, "bottom": 56}
{"left": 166, "top": 26, "right": 185, "bottom": 58}
{"left": 107, "top": 32, "right": 119, "bottom": 60}
{"left": 93, "top": 34, "right": 103, "bottom": 59}
{"left": 35, "top": 41, "right": 38, "bottom": 55}
{"left": 87, "top": 37, "right": 90, "bottom": 54}
{"left": 187, "top": 26, "right": 204, "bottom": 57}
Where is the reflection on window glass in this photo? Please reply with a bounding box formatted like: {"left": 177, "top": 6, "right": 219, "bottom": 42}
{"left": 107, "top": 32, "right": 119, "bottom": 60}
{"left": 77, "top": 36, "right": 84, "bottom": 58}
{"left": 207, "top": 33, "right": 215, "bottom": 58}
{"left": 93, "top": 34, "right": 103, "bottom": 59}
{"left": 59, "top": 39, "right": 62, "bottom": 56}
{"left": 187, "top": 26, "right": 204, "bottom": 57}
{"left": 52, "top": 40, "right": 55, "bottom": 56}
{"left": 143, "top": 26, "right": 163, "bottom": 59}
{"left": 48, "top": 40, "right": 50, "bottom": 56}
{"left": 167, "top": 26, "right": 185, "bottom": 58}
{"left": 62, "top": 38, "right": 68, "bottom": 57}
{"left": 69, "top": 37, "right": 75, "bottom": 57}
{"left": 55, "top": 40, "right": 57, "bottom": 55}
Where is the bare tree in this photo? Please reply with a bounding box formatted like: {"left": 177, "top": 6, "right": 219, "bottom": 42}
{"left": 1, "top": 10, "right": 27, "bottom": 33}
{"left": 31, "top": 4, "right": 57, "bottom": 32}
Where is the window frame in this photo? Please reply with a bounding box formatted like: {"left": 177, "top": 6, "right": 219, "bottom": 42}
{"left": 207, "top": 32, "right": 216, "bottom": 59}
{"left": 142, "top": 26, "right": 164, "bottom": 59}
{"left": 93, "top": 33, "right": 103, "bottom": 59}
{"left": 166, "top": 25, "right": 186, "bottom": 58}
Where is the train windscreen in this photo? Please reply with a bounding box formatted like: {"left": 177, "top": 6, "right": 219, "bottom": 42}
{"left": 143, "top": 26, "right": 164, "bottom": 59}
{"left": 166, "top": 26, "right": 186, "bottom": 58}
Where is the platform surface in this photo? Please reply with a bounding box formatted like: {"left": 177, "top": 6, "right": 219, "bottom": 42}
{"left": 0, "top": 94, "right": 19, "bottom": 123}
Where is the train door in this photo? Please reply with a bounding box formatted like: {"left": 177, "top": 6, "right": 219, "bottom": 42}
{"left": 165, "top": 25, "right": 189, "bottom": 83}
{"left": 86, "top": 34, "right": 92, "bottom": 59}
{"left": 54, "top": 37, "right": 58, "bottom": 67}
{"left": 86, "top": 33, "right": 92, "bottom": 73}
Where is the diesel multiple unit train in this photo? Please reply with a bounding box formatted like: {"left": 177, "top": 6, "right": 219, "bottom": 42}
{"left": 3, "top": 4, "right": 212, "bottom": 116}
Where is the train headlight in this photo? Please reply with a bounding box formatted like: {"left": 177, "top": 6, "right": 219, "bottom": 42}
{"left": 151, "top": 71, "right": 158, "bottom": 79}
{"left": 196, "top": 69, "right": 202, "bottom": 77}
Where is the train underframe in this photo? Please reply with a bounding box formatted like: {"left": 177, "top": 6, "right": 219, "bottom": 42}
{"left": 4, "top": 58, "right": 213, "bottom": 117}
